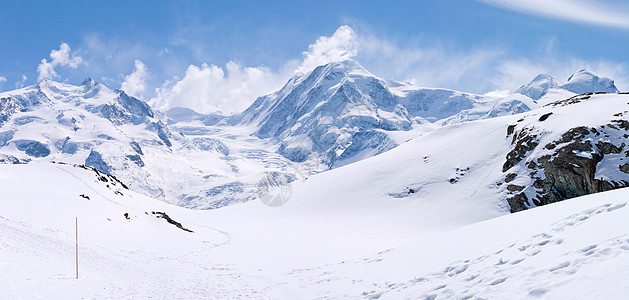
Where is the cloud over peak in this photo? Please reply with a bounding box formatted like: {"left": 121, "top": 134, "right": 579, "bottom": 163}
{"left": 121, "top": 60, "right": 149, "bottom": 98}
{"left": 296, "top": 25, "right": 358, "bottom": 74}
{"left": 37, "top": 43, "right": 83, "bottom": 82}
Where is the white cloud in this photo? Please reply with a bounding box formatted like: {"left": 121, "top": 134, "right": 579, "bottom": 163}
{"left": 479, "top": 0, "right": 629, "bottom": 29}
{"left": 150, "top": 61, "right": 286, "bottom": 114}
{"left": 0, "top": 76, "right": 6, "bottom": 84}
{"left": 37, "top": 43, "right": 83, "bottom": 82}
{"left": 15, "top": 75, "right": 27, "bottom": 89}
{"left": 148, "top": 24, "right": 629, "bottom": 115}
{"left": 296, "top": 25, "right": 358, "bottom": 73}
{"left": 121, "top": 60, "right": 149, "bottom": 98}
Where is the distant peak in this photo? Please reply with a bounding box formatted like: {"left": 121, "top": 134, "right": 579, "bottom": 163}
{"left": 312, "top": 59, "right": 374, "bottom": 79}
{"left": 561, "top": 69, "right": 619, "bottom": 94}
{"left": 566, "top": 68, "right": 596, "bottom": 82}
{"left": 325, "top": 59, "right": 365, "bottom": 71}
{"left": 532, "top": 73, "right": 555, "bottom": 82}
{"left": 81, "top": 77, "right": 97, "bottom": 88}
{"left": 36, "top": 78, "right": 51, "bottom": 86}
{"left": 515, "top": 73, "right": 559, "bottom": 100}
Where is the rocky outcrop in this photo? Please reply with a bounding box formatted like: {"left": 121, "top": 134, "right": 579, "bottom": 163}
{"left": 504, "top": 121, "right": 629, "bottom": 213}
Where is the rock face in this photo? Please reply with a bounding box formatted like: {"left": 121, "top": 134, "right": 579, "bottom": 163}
{"left": 503, "top": 115, "right": 629, "bottom": 213}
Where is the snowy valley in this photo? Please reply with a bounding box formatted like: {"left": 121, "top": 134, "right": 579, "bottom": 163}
{"left": 2, "top": 60, "right": 629, "bottom": 299}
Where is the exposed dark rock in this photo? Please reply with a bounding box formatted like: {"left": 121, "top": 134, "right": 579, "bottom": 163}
{"left": 612, "top": 119, "right": 629, "bottom": 131}
{"left": 505, "top": 173, "right": 517, "bottom": 183}
{"left": 506, "top": 184, "right": 524, "bottom": 192}
{"left": 79, "top": 194, "right": 90, "bottom": 200}
{"left": 596, "top": 141, "right": 624, "bottom": 154}
{"left": 76, "top": 163, "right": 129, "bottom": 190}
{"left": 507, "top": 192, "right": 529, "bottom": 213}
{"left": 503, "top": 129, "right": 539, "bottom": 172}
{"left": 508, "top": 124, "right": 629, "bottom": 213}
{"left": 545, "top": 94, "right": 591, "bottom": 107}
{"left": 151, "top": 211, "right": 193, "bottom": 233}
{"left": 538, "top": 112, "right": 553, "bottom": 122}
{"left": 507, "top": 124, "right": 516, "bottom": 136}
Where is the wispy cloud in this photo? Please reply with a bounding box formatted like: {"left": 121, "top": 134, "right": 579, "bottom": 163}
{"left": 479, "top": 0, "right": 629, "bottom": 29}
{"left": 15, "top": 75, "right": 27, "bottom": 89}
{"left": 37, "top": 43, "right": 84, "bottom": 82}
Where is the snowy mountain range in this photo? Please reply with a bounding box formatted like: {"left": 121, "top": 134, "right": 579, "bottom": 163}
{"left": 0, "top": 59, "right": 623, "bottom": 211}
{"left": 2, "top": 59, "right": 629, "bottom": 298}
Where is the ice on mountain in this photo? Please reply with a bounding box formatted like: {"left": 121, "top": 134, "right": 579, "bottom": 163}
{"left": 0, "top": 130, "right": 14, "bottom": 147}
{"left": 183, "top": 137, "right": 229, "bottom": 155}
{"left": 54, "top": 137, "right": 81, "bottom": 154}
{"left": 146, "top": 121, "right": 172, "bottom": 147}
{"left": 85, "top": 150, "right": 111, "bottom": 174}
{"left": 126, "top": 154, "right": 145, "bottom": 167}
{"left": 278, "top": 142, "right": 311, "bottom": 163}
{"left": 14, "top": 140, "right": 50, "bottom": 158}
{"left": 130, "top": 141, "right": 144, "bottom": 155}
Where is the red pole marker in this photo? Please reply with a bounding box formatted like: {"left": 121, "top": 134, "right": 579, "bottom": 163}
{"left": 75, "top": 217, "right": 79, "bottom": 279}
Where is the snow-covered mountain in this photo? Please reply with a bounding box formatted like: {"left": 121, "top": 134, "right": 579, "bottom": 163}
{"left": 0, "top": 60, "right": 624, "bottom": 210}
{"left": 234, "top": 60, "right": 537, "bottom": 167}
{"left": 3, "top": 60, "right": 629, "bottom": 298}
{"left": 515, "top": 69, "right": 619, "bottom": 101}
{"left": 0, "top": 79, "right": 299, "bottom": 209}
{"left": 515, "top": 73, "right": 559, "bottom": 100}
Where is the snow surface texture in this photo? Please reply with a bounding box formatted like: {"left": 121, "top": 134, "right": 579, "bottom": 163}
{"left": 2, "top": 162, "right": 629, "bottom": 299}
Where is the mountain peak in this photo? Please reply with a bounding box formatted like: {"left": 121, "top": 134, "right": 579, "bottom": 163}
{"left": 302, "top": 59, "right": 373, "bottom": 81}
{"left": 561, "top": 69, "right": 619, "bottom": 94}
{"left": 515, "top": 73, "right": 559, "bottom": 100}
{"left": 81, "top": 77, "right": 97, "bottom": 87}
{"left": 566, "top": 68, "right": 593, "bottom": 82}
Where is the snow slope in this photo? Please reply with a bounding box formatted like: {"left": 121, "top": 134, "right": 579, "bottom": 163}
{"left": 2, "top": 160, "right": 629, "bottom": 299}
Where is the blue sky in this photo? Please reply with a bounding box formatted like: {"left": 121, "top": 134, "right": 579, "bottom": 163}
{"left": 1, "top": 0, "right": 629, "bottom": 113}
